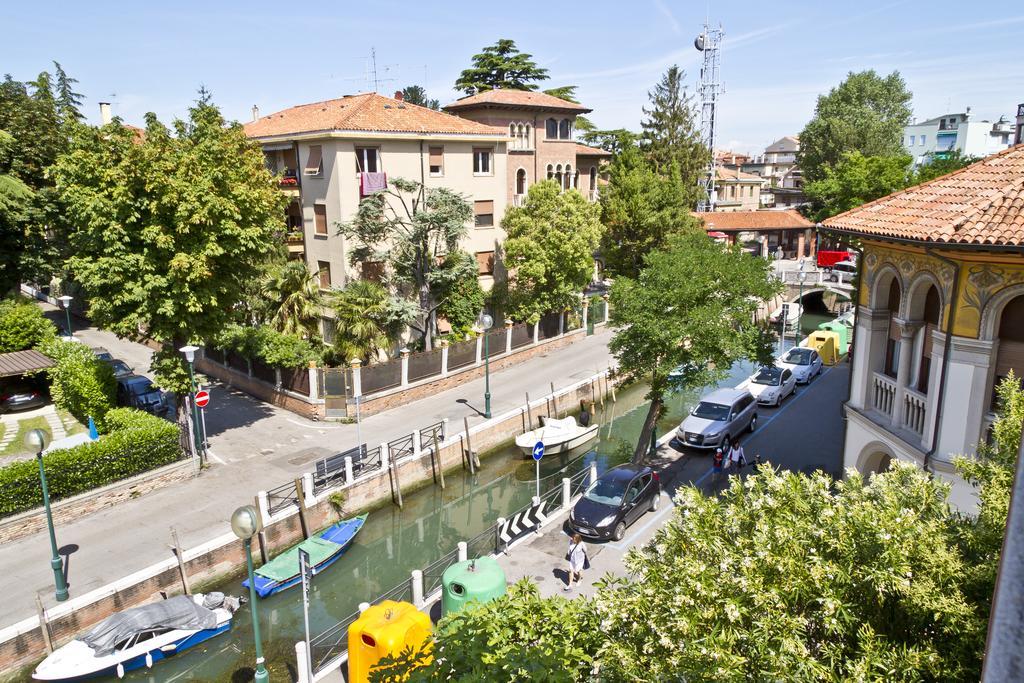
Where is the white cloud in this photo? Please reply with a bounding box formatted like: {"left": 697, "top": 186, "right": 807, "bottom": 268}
{"left": 653, "top": 0, "right": 682, "bottom": 36}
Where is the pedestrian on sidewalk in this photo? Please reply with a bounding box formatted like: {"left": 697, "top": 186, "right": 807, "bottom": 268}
{"left": 712, "top": 448, "right": 724, "bottom": 486}
{"left": 564, "top": 533, "right": 588, "bottom": 591}
{"left": 728, "top": 439, "right": 746, "bottom": 473}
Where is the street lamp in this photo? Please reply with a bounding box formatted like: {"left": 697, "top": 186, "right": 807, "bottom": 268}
{"left": 231, "top": 505, "right": 270, "bottom": 683}
{"left": 476, "top": 312, "right": 494, "bottom": 419}
{"left": 26, "top": 429, "right": 69, "bottom": 602}
{"left": 179, "top": 345, "right": 203, "bottom": 463}
{"left": 797, "top": 259, "right": 807, "bottom": 347}
{"left": 57, "top": 295, "right": 73, "bottom": 339}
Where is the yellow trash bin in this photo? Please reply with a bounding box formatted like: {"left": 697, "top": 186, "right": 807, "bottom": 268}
{"left": 347, "top": 600, "right": 432, "bottom": 683}
{"left": 807, "top": 330, "right": 839, "bottom": 366}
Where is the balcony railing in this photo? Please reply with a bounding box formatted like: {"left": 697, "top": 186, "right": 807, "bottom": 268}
{"left": 587, "top": 189, "right": 599, "bottom": 202}
{"left": 872, "top": 372, "right": 897, "bottom": 417}
{"left": 279, "top": 169, "right": 299, "bottom": 187}
{"left": 512, "top": 194, "right": 525, "bottom": 207}
{"left": 902, "top": 387, "right": 927, "bottom": 436}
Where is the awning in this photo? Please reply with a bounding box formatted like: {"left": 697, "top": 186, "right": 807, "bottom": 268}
{"left": 707, "top": 231, "right": 728, "bottom": 239}
{"left": 0, "top": 349, "right": 55, "bottom": 378}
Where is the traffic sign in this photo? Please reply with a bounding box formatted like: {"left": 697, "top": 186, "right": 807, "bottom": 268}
{"left": 532, "top": 441, "right": 545, "bottom": 461}
{"left": 195, "top": 389, "right": 210, "bottom": 408}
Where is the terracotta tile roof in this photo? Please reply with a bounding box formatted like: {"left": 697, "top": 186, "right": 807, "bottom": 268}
{"left": 823, "top": 145, "right": 1024, "bottom": 246}
{"left": 444, "top": 89, "right": 591, "bottom": 113}
{"left": 693, "top": 210, "right": 813, "bottom": 231}
{"left": 244, "top": 92, "right": 504, "bottom": 139}
{"left": 716, "top": 167, "right": 765, "bottom": 182}
{"left": 574, "top": 143, "right": 611, "bottom": 157}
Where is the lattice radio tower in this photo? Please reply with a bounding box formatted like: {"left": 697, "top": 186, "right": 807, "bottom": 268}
{"left": 694, "top": 23, "right": 724, "bottom": 212}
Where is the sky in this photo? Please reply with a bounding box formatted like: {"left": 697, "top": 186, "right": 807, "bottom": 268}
{"left": 2, "top": 0, "right": 1022, "bottom": 155}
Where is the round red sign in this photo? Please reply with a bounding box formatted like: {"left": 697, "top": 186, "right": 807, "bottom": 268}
{"left": 195, "top": 390, "right": 210, "bottom": 408}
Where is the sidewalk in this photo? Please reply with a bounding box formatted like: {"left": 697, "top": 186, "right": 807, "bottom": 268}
{"left": 2, "top": 310, "right": 615, "bottom": 626}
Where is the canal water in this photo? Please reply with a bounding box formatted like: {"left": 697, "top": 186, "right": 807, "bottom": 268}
{"left": 36, "top": 358, "right": 756, "bottom": 683}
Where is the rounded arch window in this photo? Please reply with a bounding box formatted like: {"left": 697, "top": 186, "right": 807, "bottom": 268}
{"left": 559, "top": 119, "right": 571, "bottom": 139}
{"left": 516, "top": 168, "right": 527, "bottom": 195}
{"left": 546, "top": 164, "right": 554, "bottom": 180}
{"left": 546, "top": 118, "right": 558, "bottom": 139}
{"left": 589, "top": 166, "right": 597, "bottom": 191}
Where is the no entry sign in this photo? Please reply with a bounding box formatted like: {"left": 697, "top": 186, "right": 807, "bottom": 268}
{"left": 195, "top": 389, "right": 210, "bottom": 408}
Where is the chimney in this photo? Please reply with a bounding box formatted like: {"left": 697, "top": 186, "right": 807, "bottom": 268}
{"left": 394, "top": 90, "right": 403, "bottom": 102}
{"left": 251, "top": 105, "right": 260, "bottom": 122}
{"left": 1016, "top": 104, "right": 1024, "bottom": 145}
{"left": 99, "top": 102, "right": 112, "bottom": 125}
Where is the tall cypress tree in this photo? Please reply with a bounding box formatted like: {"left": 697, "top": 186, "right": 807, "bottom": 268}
{"left": 639, "top": 66, "right": 707, "bottom": 208}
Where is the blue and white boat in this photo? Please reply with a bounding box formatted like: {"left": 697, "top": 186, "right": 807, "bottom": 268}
{"left": 244, "top": 514, "right": 367, "bottom": 598}
{"left": 32, "top": 593, "right": 240, "bottom": 681}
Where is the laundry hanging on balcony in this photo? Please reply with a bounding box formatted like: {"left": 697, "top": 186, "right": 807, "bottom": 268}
{"left": 360, "top": 172, "right": 388, "bottom": 196}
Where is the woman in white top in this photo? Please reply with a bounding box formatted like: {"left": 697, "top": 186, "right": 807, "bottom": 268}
{"left": 565, "top": 533, "right": 587, "bottom": 591}
{"left": 728, "top": 439, "right": 746, "bottom": 472}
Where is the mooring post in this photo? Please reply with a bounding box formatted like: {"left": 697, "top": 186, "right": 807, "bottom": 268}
{"left": 525, "top": 392, "right": 534, "bottom": 429}
{"left": 386, "top": 443, "right": 404, "bottom": 508}
{"left": 495, "top": 517, "right": 506, "bottom": 554}
{"left": 253, "top": 494, "right": 268, "bottom": 564}
{"left": 463, "top": 416, "right": 476, "bottom": 474}
{"left": 35, "top": 596, "right": 53, "bottom": 654}
{"left": 170, "top": 526, "right": 191, "bottom": 595}
{"left": 432, "top": 429, "right": 446, "bottom": 489}
{"left": 411, "top": 569, "right": 424, "bottom": 607}
{"left": 562, "top": 477, "right": 572, "bottom": 509}
{"left": 294, "top": 477, "right": 310, "bottom": 539}
{"left": 458, "top": 541, "right": 468, "bottom": 562}
{"left": 609, "top": 365, "right": 617, "bottom": 402}
{"left": 550, "top": 381, "right": 557, "bottom": 417}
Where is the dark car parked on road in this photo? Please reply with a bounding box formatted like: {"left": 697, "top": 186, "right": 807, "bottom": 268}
{"left": 116, "top": 375, "right": 167, "bottom": 416}
{"left": 0, "top": 379, "right": 47, "bottom": 414}
{"left": 569, "top": 464, "right": 661, "bottom": 541}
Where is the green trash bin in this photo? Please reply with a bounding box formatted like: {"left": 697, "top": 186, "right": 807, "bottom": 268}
{"left": 818, "top": 321, "right": 849, "bottom": 355}
{"left": 441, "top": 557, "right": 507, "bottom": 616}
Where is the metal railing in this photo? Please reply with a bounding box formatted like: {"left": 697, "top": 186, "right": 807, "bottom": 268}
{"left": 309, "top": 608, "right": 361, "bottom": 672}
{"left": 421, "top": 420, "right": 445, "bottom": 447}
{"left": 266, "top": 481, "right": 298, "bottom": 516}
{"left": 357, "top": 444, "right": 383, "bottom": 476}
{"left": 388, "top": 433, "right": 415, "bottom": 461}
{"left": 421, "top": 548, "right": 460, "bottom": 597}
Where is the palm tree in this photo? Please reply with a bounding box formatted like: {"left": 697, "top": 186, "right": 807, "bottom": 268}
{"left": 329, "top": 280, "right": 394, "bottom": 363}
{"left": 263, "top": 261, "right": 322, "bottom": 338}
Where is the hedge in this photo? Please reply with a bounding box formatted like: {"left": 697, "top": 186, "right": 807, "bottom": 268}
{"left": 0, "top": 408, "right": 183, "bottom": 518}
{"left": 0, "top": 298, "right": 56, "bottom": 352}
{"left": 36, "top": 337, "right": 117, "bottom": 429}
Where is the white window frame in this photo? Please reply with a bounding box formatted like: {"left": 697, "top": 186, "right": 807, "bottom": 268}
{"left": 428, "top": 146, "right": 444, "bottom": 177}
{"left": 355, "top": 147, "right": 380, "bottom": 174}
{"left": 473, "top": 148, "right": 493, "bottom": 176}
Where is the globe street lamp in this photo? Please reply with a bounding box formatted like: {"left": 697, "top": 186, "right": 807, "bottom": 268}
{"left": 476, "top": 312, "right": 494, "bottom": 419}
{"left": 57, "top": 295, "right": 73, "bottom": 339}
{"left": 26, "top": 429, "right": 69, "bottom": 602}
{"left": 179, "top": 345, "right": 203, "bottom": 463}
{"left": 231, "top": 505, "right": 270, "bottom": 683}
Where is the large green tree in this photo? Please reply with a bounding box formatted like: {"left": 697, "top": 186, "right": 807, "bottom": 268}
{"left": 400, "top": 85, "right": 439, "bottom": 110}
{"left": 599, "top": 144, "right": 699, "bottom": 279}
{"left": 51, "top": 91, "right": 287, "bottom": 440}
{"left": 337, "top": 177, "right": 475, "bottom": 350}
{"left": 610, "top": 233, "right": 778, "bottom": 460}
{"left": 805, "top": 151, "right": 914, "bottom": 221}
{"left": 502, "top": 180, "right": 603, "bottom": 323}
{"left": 454, "top": 39, "right": 549, "bottom": 95}
{"left": 798, "top": 70, "right": 913, "bottom": 184}
{"left": 639, "top": 65, "right": 707, "bottom": 207}
{"left": 261, "top": 260, "right": 323, "bottom": 339}
{"left": 914, "top": 150, "right": 979, "bottom": 184}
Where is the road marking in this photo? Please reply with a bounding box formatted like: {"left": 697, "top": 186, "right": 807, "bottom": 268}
{"left": 286, "top": 418, "right": 341, "bottom": 430}
{"left": 749, "top": 365, "right": 835, "bottom": 435}
{"left": 205, "top": 449, "right": 225, "bottom": 465}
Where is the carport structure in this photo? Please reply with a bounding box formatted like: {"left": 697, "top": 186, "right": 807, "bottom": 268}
{"left": 0, "top": 349, "right": 55, "bottom": 378}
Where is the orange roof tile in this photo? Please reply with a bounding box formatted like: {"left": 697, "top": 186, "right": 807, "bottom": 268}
{"left": 574, "top": 143, "right": 611, "bottom": 157}
{"left": 244, "top": 92, "right": 504, "bottom": 139}
{"left": 693, "top": 210, "right": 813, "bottom": 231}
{"left": 444, "top": 88, "right": 591, "bottom": 113}
{"left": 823, "top": 145, "right": 1024, "bottom": 246}
{"left": 716, "top": 167, "right": 764, "bottom": 182}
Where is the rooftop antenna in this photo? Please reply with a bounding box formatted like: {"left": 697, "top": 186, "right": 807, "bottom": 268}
{"left": 695, "top": 21, "right": 724, "bottom": 212}
{"left": 368, "top": 47, "right": 398, "bottom": 93}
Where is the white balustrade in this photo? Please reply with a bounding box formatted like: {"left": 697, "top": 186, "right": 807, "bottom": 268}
{"left": 902, "top": 388, "right": 928, "bottom": 436}
{"left": 872, "top": 372, "right": 897, "bottom": 417}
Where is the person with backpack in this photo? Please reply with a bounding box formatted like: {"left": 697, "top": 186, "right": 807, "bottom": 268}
{"left": 564, "top": 533, "right": 589, "bottom": 591}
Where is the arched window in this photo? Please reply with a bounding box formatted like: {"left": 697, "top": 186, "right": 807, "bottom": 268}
{"left": 516, "top": 168, "right": 527, "bottom": 195}
{"left": 573, "top": 169, "right": 580, "bottom": 189}
{"left": 555, "top": 164, "right": 563, "bottom": 187}
{"left": 524, "top": 124, "right": 531, "bottom": 148}
{"left": 883, "top": 279, "right": 902, "bottom": 378}
{"left": 509, "top": 123, "right": 517, "bottom": 149}
{"left": 995, "top": 296, "right": 1024, "bottom": 407}
{"left": 546, "top": 164, "right": 554, "bottom": 180}
{"left": 546, "top": 118, "right": 558, "bottom": 139}
{"left": 564, "top": 164, "right": 573, "bottom": 190}
{"left": 559, "top": 119, "right": 571, "bottom": 139}
{"left": 589, "top": 167, "right": 597, "bottom": 191}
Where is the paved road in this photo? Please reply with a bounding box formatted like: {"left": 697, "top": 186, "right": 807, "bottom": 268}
{"left": 497, "top": 361, "right": 850, "bottom": 598}
{"left": 3, "top": 307, "right": 615, "bottom": 626}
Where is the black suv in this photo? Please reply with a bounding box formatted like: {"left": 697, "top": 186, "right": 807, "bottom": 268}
{"left": 569, "top": 464, "right": 661, "bottom": 541}
{"left": 116, "top": 375, "right": 167, "bottom": 416}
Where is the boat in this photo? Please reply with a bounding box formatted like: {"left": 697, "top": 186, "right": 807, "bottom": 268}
{"left": 769, "top": 303, "right": 802, "bottom": 325}
{"left": 515, "top": 416, "right": 599, "bottom": 456}
{"left": 32, "top": 592, "right": 241, "bottom": 681}
{"left": 244, "top": 514, "right": 367, "bottom": 598}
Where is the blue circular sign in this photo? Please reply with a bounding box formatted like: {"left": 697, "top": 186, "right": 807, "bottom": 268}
{"left": 532, "top": 441, "right": 545, "bottom": 461}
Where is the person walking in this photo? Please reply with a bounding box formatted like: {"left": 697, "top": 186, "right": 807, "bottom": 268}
{"left": 712, "top": 448, "right": 724, "bottom": 487}
{"left": 564, "top": 533, "right": 588, "bottom": 591}
{"left": 728, "top": 439, "right": 747, "bottom": 473}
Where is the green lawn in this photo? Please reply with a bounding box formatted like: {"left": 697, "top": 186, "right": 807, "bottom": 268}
{"left": 58, "top": 409, "right": 88, "bottom": 437}
{"left": 0, "top": 415, "right": 51, "bottom": 458}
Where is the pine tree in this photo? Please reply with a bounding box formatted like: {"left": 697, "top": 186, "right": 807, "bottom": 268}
{"left": 53, "top": 62, "right": 84, "bottom": 124}
{"left": 400, "top": 85, "right": 440, "bottom": 110}
{"left": 455, "top": 39, "right": 549, "bottom": 95}
{"left": 639, "top": 66, "right": 707, "bottom": 207}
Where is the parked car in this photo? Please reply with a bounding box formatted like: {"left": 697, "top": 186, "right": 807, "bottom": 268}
{"left": 92, "top": 347, "right": 114, "bottom": 362}
{"left": 116, "top": 375, "right": 167, "bottom": 416}
{"left": 0, "top": 380, "right": 47, "bottom": 414}
{"left": 828, "top": 260, "right": 857, "bottom": 282}
{"left": 569, "top": 464, "right": 661, "bottom": 541}
{"left": 747, "top": 366, "right": 797, "bottom": 406}
{"left": 676, "top": 387, "right": 758, "bottom": 450}
{"left": 778, "top": 347, "right": 823, "bottom": 383}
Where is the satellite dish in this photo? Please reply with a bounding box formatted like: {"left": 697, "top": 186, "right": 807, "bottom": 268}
{"left": 694, "top": 34, "right": 705, "bottom": 51}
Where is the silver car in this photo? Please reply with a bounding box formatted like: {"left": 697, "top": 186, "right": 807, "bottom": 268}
{"left": 675, "top": 387, "right": 758, "bottom": 450}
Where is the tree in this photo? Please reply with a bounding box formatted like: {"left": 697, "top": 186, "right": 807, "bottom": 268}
{"left": 798, "top": 70, "right": 913, "bottom": 184}
{"left": 455, "top": 39, "right": 549, "bottom": 95}
{"left": 804, "top": 151, "right": 914, "bottom": 220}
{"left": 543, "top": 85, "right": 594, "bottom": 134}
{"left": 610, "top": 233, "right": 778, "bottom": 460}
{"left": 51, "top": 91, "right": 287, "bottom": 445}
{"left": 37, "top": 336, "right": 117, "bottom": 428}
{"left": 261, "top": 260, "right": 323, "bottom": 339}
{"left": 502, "top": 180, "right": 603, "bottom": 323}
{"left": 327, "top": 280, "right": 400, "bottom": 364}
{"left": 579, "top": 128, "right": 638, "bottom": 155}
{"left": 436, "top": 251, "right": 486, "bottom": 338}
{"left": 53, "top": 62, "right": 84, "bottom": 126}
{"left": 400, "top": 85, "right": 440, "bottom": 111}
{"left": 599, "top": 145, "right": 699, "bottom": 279}
{"left": 337, "top": 177, "right": 475, "bottom": 350}
{"left": 639, "top": 65, "right": 707, "bottom": 207}
{"left": 0, "top": 131, "right": 34, "bottom": 294}
{"left": 914, "top": 150, "right": 979, "bottom": 184}
{"left": 0, "top": 296, "right": 56, "bottom": 352}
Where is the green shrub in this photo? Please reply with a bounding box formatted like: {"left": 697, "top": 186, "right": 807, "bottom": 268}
{"left": 211, "top": 324, "right": 317, "bottom": 369}
{"left": 0, "top": 298, "right": 56, "bottom": 352}
{"left": 0, "top": 409, "right": 181, "bottom": 517}
{"left": 36, "top": 338, "right": 116, "bottom": 428}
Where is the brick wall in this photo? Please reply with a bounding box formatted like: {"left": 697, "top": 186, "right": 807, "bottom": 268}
{"left": 195, "top": 359, "right": 320, "bottom": 419}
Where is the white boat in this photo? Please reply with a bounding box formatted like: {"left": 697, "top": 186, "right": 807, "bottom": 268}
{"left": 33, "top": 593, "right": 241, "bottom": 682}
{"left": 516, "top": 416, "right": 599, "bottom": 456}
{"left": 769, "top": 303, "right": 802, "bottom": 325}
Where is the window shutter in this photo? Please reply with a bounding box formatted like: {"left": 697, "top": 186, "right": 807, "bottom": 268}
{"left": 429, "top": 147, "right": 443, "bottom": 166}
{"left": 304, "top": 145, "right": 323, "bottom": 175}
{"left": 474, "top": 200, "right": 494, "bottom": 215}
{"left": 476, "top": 251, "right": 495, "bottom": 275}
{"left": 314, "top": 204, "right": 328, "bottom": 235}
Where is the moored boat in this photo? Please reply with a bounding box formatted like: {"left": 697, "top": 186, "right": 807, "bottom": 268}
{"left": 515, "top": 416, "right": 599, "bottom": 456}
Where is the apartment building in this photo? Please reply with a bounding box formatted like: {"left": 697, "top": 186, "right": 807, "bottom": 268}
{"left": 903, "top": 110, "right": 1015, "bottom": 167}
{"left": 713, "top": 167, "right": 765, "bottom": 211}
{"left": 244, "top": 92, "right": 508, "bottom": 309}
{"left": 443, "top": 89, "right": 610, "bottom": 206}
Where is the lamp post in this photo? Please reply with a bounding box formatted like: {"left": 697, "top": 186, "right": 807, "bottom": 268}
{"left": 476, "top": 312, "right": 493, "bottom": 419}
{"left": 179, "top": 345, "right": 203, "bottom": 462}
{"left": 57, "top": 295, "right": 73, "bottom": 339}
{"left": 231, "top": 505, "right": 270, "bottom": 683}
{"left": 26, "top": 429, "right": 68, "bottom": 602}
{"left": 797, "top": 259, "right": 807, "bottom": 347}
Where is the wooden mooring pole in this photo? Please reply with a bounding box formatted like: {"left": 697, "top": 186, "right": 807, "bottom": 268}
{"left": 253, "top": 495, "right": 268, "bottom": 564}
{"left": 35, "top": 596, "right": 53, "bottom": 654}
{"left": 293, "top": 478, "right": 310, "bottom": 539}
{"left": 170, "top": 526, "right": 192, "bottom": 595}
{"left": 550, "top": 382, "right": 557, "bottom": 417}
{"left": 463, "top": 416, "right": 480, "bottom": 471}
{"left": 432, "top": 431, "right": 446, "bottom": 489}
{"left": 525, "top": 392, "right": 534, "bottom": 429}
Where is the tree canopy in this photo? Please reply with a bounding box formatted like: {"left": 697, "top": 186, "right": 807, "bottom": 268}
{"left": 455, "top": 39, "right": 549, "bottom": 94}
{"left": 914, "top": 150, "right": 979, "bottom": 184}
{"left": 261, "top": 260, "right": 323, "bottom": 340}
{"left": 640, "top": 65, "right": 707, "bottom": 207}
{"left": 501, "top": 180, "right": 603, "bottom": 323}
{"left": 400, "top": 85, "right": 440, "bottom": 110}
{"left": 804, "top": 151, "right": 914, "bottom": 221}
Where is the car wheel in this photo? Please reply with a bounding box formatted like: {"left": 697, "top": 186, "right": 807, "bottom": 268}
{"left": 749, "top": 414, "right": 758, "bottom": 432}
{"left": 649, "top": 493, "right": 660, "bottom": 512}
{"left": 612, "top": 521, "right": 626, "bottom": 542}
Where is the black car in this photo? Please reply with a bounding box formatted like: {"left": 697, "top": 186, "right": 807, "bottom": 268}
{"left": 569, "top": 464, "right": 661, "bottom": 541}
{"left": 116, "top": 375, "right": 167, "bottom": 416}
{"left": 0, "top": 380, "right": 47, "bottom": 413}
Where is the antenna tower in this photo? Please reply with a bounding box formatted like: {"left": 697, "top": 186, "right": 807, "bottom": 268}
{"left": 694, "top": 22, "right": 724, "bottom": 212}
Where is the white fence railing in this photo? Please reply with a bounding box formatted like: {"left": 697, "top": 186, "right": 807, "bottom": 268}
{"left": 872, "top": 372, "right": 897, "bottom": 417}
{"left": 902, "top": 387, "right": 928, "bottom": 436}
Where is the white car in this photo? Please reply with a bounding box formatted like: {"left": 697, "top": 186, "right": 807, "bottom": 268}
{"left": 747, "top": 366, "right": 797, "bottom": 406}
{"left": 777, "top": 347, "right": 823, "bottom": 384}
